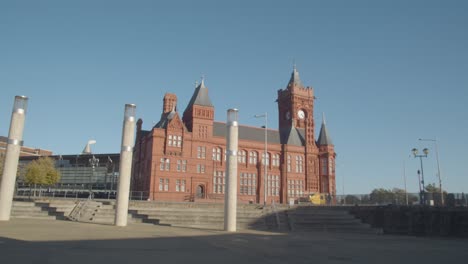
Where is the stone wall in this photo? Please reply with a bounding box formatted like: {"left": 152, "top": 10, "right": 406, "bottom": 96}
{"left": 350, "top": 205, "right": 468, "bottom": 237}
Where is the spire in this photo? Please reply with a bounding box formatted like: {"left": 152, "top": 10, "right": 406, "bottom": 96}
{"left": 287, "top": 64, "right": 303, "bottom": 89}
{"left": 200, "top": 75, "right": 206, "bottom": 89}
{"left": 317, "top": 113, "right": 333, "bottom": 145}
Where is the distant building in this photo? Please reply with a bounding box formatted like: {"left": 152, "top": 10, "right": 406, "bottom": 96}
{"left": 132, "top": 67, "right": 336, "bottom": 204}
{"left": 17, "top": 153, "right": 120, "bottom": 198}
{"left": 0, "top": 136, "right": 52, "bottom": 157}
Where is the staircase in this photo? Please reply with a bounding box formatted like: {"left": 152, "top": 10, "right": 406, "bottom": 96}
{"left": 11, "top": 201, "right": 56, "bottom": 220}
{"left": 67, "top": 200, "right": 139, "bottom": 224}
{"left": 10, "top": 199, "right": 381, "bottom": 234}
{"left": 287, "top": 206, "right": 382, "bottom": 234}
{"left": 128, "top": 202, "right": 267, "bottom": 230}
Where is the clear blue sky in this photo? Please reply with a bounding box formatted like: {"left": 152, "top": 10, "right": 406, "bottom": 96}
{"left": 1, "top": 0, "right": 467, "bottom": 194}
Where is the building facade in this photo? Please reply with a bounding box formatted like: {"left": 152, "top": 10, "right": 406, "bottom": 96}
{"left": 0, "top": 136, "right": 52, "bottom": 157}
{"left": 132, "top": 67, "right": 336, "bottom": 204}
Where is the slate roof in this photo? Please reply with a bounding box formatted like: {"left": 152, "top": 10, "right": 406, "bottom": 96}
{"left": 287, "top": 66, "right": 304, "bottom": 89}
{"left": 185, "top": 79, "right": 213, "bottom": 110}
{"left": 317, "top": 118, "right": 333, "bottom": 145}
{"left": 212, "top": 122, "right": 305, "bottom": 147}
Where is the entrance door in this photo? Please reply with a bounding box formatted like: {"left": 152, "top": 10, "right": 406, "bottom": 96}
{"left": 196, "top": 185, "right": 205, "bottom": 198}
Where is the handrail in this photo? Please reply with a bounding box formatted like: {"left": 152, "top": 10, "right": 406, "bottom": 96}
{"left": 67, "top": 199, "right": 89, "bottom": 221}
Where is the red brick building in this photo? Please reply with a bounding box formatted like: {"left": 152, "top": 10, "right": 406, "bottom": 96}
{"left": 132, "top": 67, "right": 336, "bottom": 204}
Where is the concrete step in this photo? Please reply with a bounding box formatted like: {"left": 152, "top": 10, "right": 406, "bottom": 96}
{"left": 293, "top": 217, "right": 362, "bottom": 223}
{"left": 144, "top": 215, "right": 261, "bottom": 223}
{"left": 131, "top": 209, "right": 262, "bottom": 217}
{"left": 11, "top": 207, "right": 43, "bottom": 213}
{"left": 161, "top": 222, "right": 267, "bottom": 230}
{"left": 11, "top": 215, "right": 57, "bottom": 220}
{"left": 12, "top": 202, "right": 36, "bottom": 207}
{"left": 129, "top": 207, "right": 263, "bottom": 213}
{"left": 292, "top": 226, "right": 382, "bottom": 234}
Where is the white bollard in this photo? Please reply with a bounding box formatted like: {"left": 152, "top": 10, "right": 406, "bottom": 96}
{"left": 0, "top": 96, "right": 28, "bottom": 221}
{"left": 115, "top": 104, "right": 136, "bottom": 227}
{"left": 224, "top": 109, "right": 238, "bottom": 232}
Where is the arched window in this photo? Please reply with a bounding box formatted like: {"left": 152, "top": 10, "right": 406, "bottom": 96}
{"left": 287, "top": 155, "right": 291, "bottom": 172}
{"left": 272, "top": 154, "right": 280, "bottom": 166}
{"left": 262, "top": 152, "right": 270, "bottom": 165}
{"left": 238, "top": 150, "right": 246, "bottom": 163}
{"left": 249, "top": 151, "right": 258, "bottom": 164}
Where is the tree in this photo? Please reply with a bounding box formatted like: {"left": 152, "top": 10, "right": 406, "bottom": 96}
{"left": 344, "top": 195, "right": 361, "bottom": 205}
{"left": 25, "top": 157, "right": 60, "bottom": 193}
{"left": 425, "top": 183, "right": 441, "bottom": 193}
{"left": 370, "top": 188, "right": 394, "bottom": 205}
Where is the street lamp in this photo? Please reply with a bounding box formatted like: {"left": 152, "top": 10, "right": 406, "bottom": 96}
{"left": 89, "top": 155, "right": 99, "bottom": 199}
{"left": 254, "top": 112, "right": 268, "bottom": 205}
{"left": 419, "top": 138, "right": 444, "bottom": 206}
{"left": 412, "top": 148, "right": 429, "bottom": 205}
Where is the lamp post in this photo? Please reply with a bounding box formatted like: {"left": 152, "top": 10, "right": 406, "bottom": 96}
{"left": 419, "top": 138, "right": 443, "bottom": 206}
{"left": 0, "top": 95, "right": 28, "bottom": 221}
{"left": 254, "top": 113, "right": 268, "bottom": 205}
{"left": 225, "top": 108, "right": 239, "bottom": 232}
{"left": 89, "top": 155, "right": 99, "bottom": 199}
{"left": 412, "top": 148, "right": 429, "bottom": 205}
{"left": 115, "top": 103, "right": 136, "bottom": 227}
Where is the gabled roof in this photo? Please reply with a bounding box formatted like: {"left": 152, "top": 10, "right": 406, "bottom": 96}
{"left": 280, "top": 126, "right": 306, "bottom": 146}
{"left": 185, "top": 79, "right": 213, "bottom": 110}
{"left": 317, "top": 115, "right": 333, "bottom": 146}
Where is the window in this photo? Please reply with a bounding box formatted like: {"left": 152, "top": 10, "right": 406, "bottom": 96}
{"left": 249, "top": 151, "right": 258, "bottom": 164}
{"left": 176, "top": 135, "right": 182, "bottom": 147}
{"left": 213, "top": 171, "right": 225, "bottom": 194}
{"left": 159, "top": 178, "right": 169, "bottom": 191}
{"left": 160, "top": 158, "right": 165, "bottom": 171}
{"left": 182, "top": 160, "right": 187, "bottom": 172}
{"left": 212, "top": 147, "right": 221, "bottom": 161}
{"left": 262, "top": 152, "right": 270, "bottom": 165}
{"left": 238, "top": 150, "right": 246, "bottom": 164}
{"left": 240, "top": 172, "right": 257, "bottom": 195}
{"left": 165, "top": 158, "right": 170, "bottom": 171}
{"left": 321, "top": 158, "right": 328, "bottom": 175}
{"left": 197, "top": 146, "right": 206, "bottom": 159}
{"left": 197, "top": 164, "right": 205, "bottom": 174}
{"left": 267, "top": 175, "right": 280, "bottom": 196}
{"left": 287, "top": 155, "right": 291, "bottom": 172}
{"left": 272, "top": 154, "right": 280, "bottom": 167}
{"left": 329, "top": 158, "right": 334, "bottom": 175}
{"left": 288, "top": 179, "right": 304, "bottom": 197}
{"left": 167, "top": 134, "right": 182, "bottom": 147}
{"left": 176, "top": 179, "right": 186, "bottom": 192}
{"left": 295, "top": 156, "right": 303, "bottom": 173}
{"left": 176, "top": 160, "right": 181, "bottom": 171}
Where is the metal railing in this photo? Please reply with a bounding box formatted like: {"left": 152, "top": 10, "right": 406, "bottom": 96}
{"left": 14, "top": 186, "right": 468, "bottom": 207}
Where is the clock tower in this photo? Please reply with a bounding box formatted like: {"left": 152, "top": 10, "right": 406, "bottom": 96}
{"left": 277, "top": 66, "right": 322, "bottom": 195}
{"left": 277, "top": 65, "right": 316, "bottom": 142}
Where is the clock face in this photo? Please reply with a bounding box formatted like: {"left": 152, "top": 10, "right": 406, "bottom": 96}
{"left": 297, "top": 110, "right": 305, "bottom": 119}
{"left": 285, "top": 111, "right": 291, "bottom": 120}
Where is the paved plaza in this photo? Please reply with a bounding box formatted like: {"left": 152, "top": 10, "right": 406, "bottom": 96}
{"left": 1, "top": 219, "right": 468, "bottom": 264}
